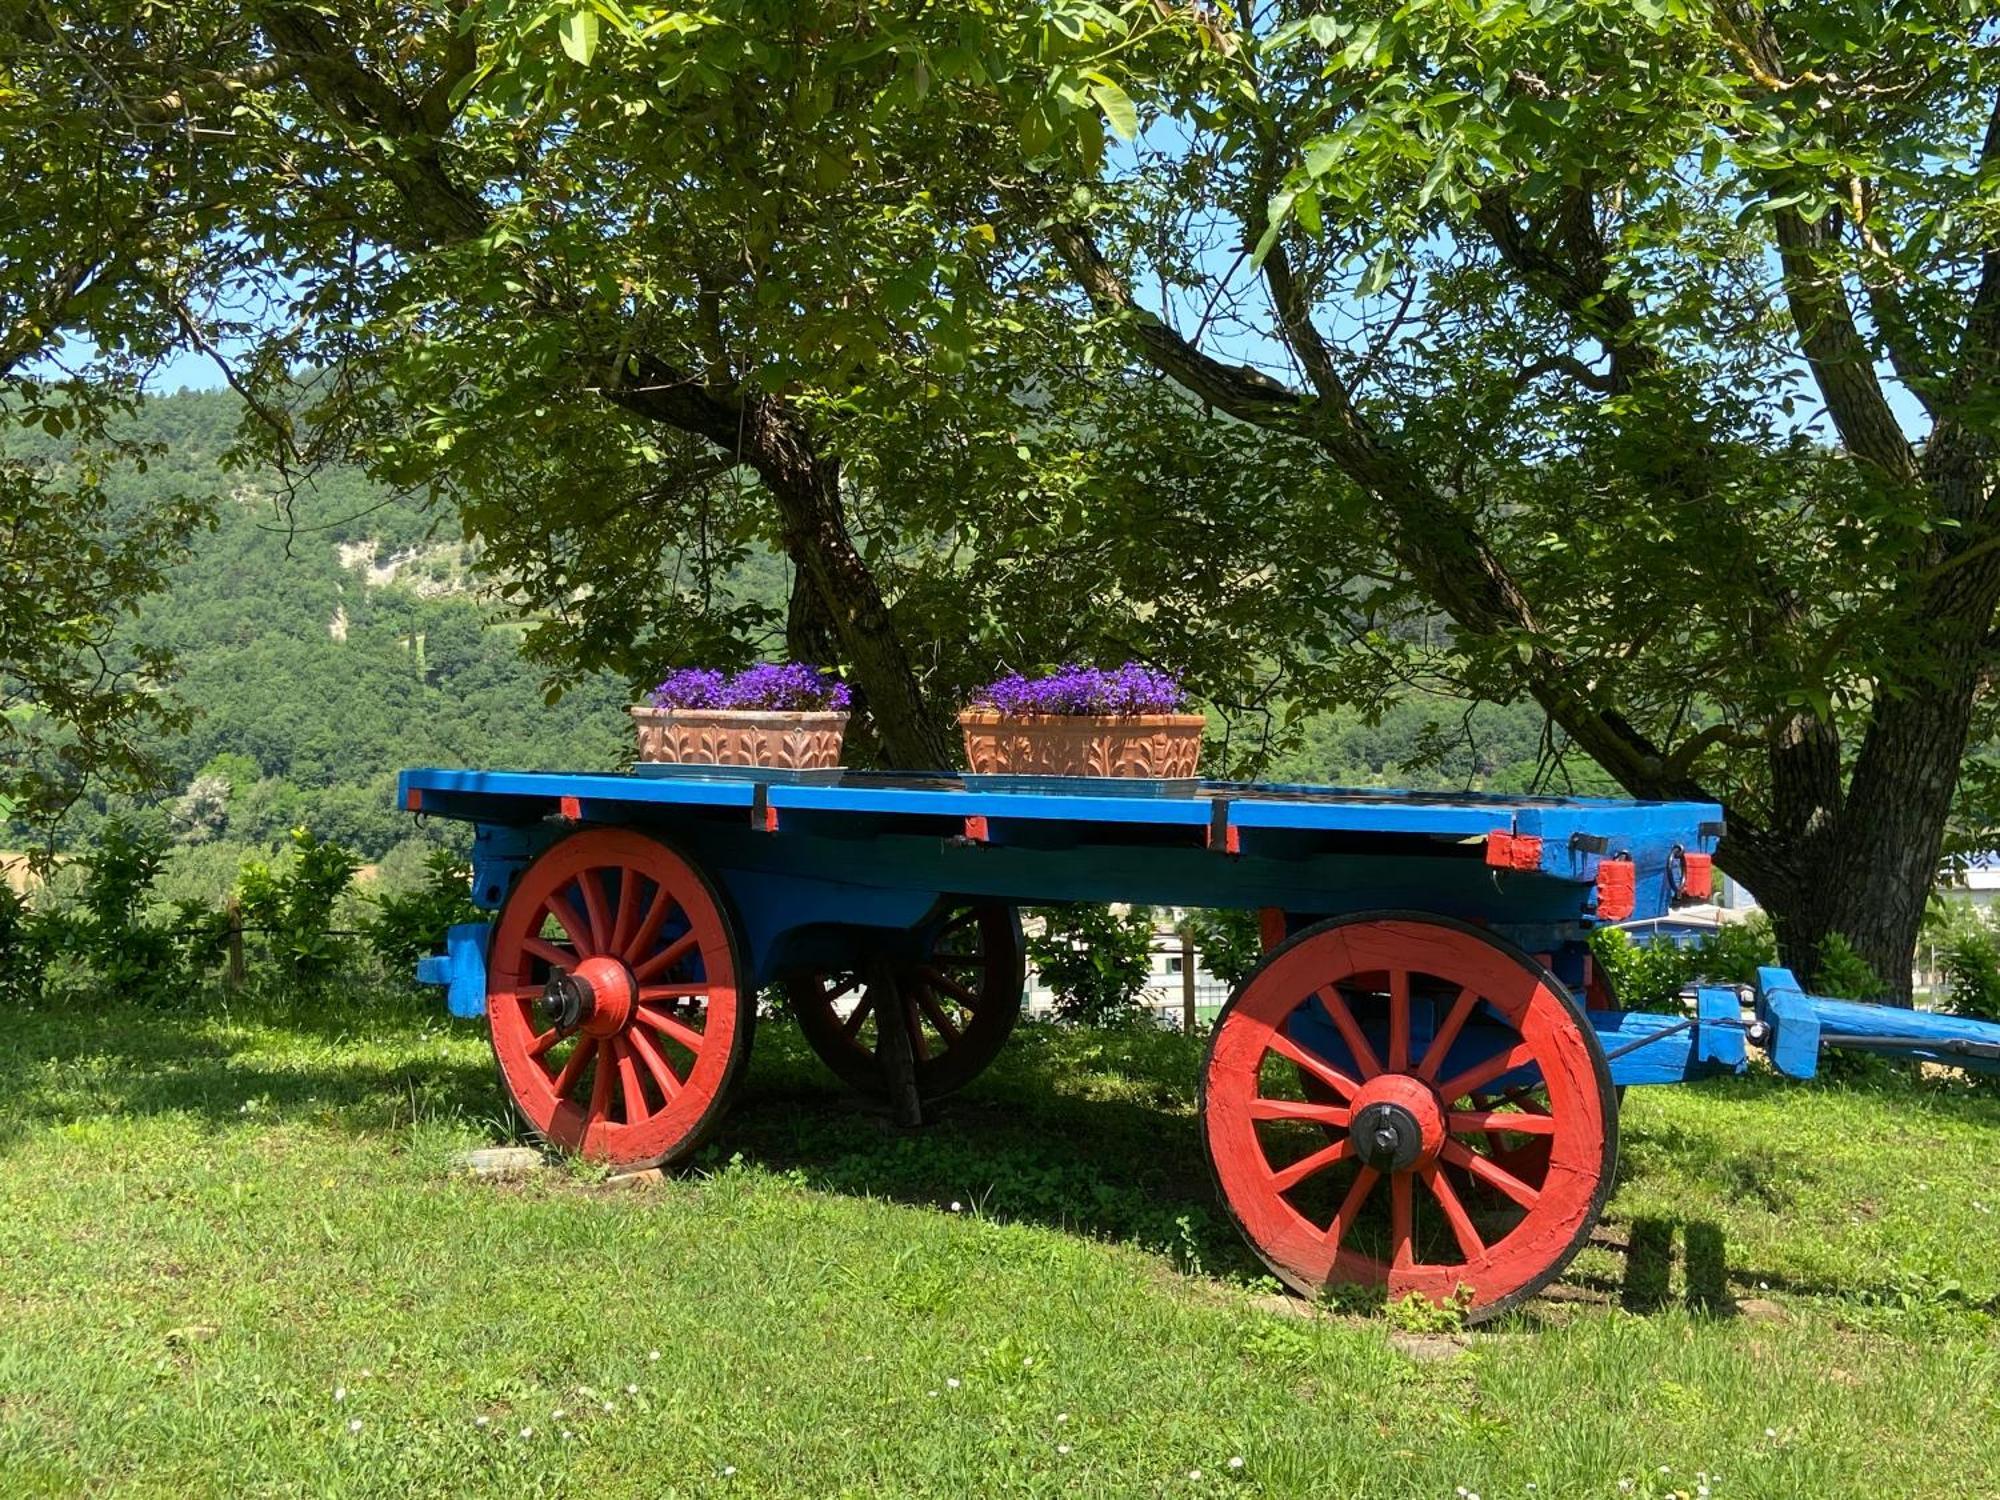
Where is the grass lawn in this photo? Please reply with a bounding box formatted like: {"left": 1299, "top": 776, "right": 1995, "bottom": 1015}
{"left": 1, "top": 986, "right": 1995, "bottom": 1498}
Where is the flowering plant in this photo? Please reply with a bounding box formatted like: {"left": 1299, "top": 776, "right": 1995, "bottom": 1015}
{"left": 971, "top": 662, "right": 1188, "bottom": 717}
{"left": 650, "top": 663, "right": 851, "bottom": 712}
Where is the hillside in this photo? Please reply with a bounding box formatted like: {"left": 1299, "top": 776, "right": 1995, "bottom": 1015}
{"left": 8, "top": 389, "right": 1598, "bottom": 877}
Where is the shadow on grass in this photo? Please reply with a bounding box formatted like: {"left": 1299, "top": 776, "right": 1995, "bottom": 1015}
{"left": 0, "top": 988, "right": 503, "bottom": 1154}
{"left": 9, "top": 998, "right": 1995, "bottom": 1318}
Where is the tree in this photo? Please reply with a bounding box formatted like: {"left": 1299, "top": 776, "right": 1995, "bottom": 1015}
{"left": 14, "top": 0, "right": 1284, "bottom": 769}
{"left": 16, "top": 1, "right": 1999, "bottom": 993}
{"left": 1022, "top": 2, "right": 2000, "bottom": 995}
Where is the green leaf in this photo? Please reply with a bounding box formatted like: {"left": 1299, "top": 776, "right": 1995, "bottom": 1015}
{"left": 1088, "top": 79, "right": 1137, "bottom": 141}
{"left": 559, "top": 9, "right": 599, "bottom": 66}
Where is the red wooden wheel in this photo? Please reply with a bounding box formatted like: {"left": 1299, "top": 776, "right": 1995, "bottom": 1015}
{"left": 1201, "top": 913, "right": 1615, "bottom": 1320}
{"left": 785, "top": 902, "right": 1024, "bottom": 1103}
{"left": 486, "top": 828, "right": 753, "bottom": 1168}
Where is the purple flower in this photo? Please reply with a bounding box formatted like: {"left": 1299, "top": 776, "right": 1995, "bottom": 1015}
{"left": 721, "top": 663, "right": 852, "bottom": 712}
{"left": 651, "top": 668, "right": 728, "bottom": 710}
{"left": 652, "top": 663, "right": 851, "bottom": 712}
{"left": 971, "top": 661, "right": 1186, "bottom": 716}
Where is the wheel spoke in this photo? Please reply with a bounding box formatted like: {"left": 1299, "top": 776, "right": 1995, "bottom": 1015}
{"left": 1387, "top": 969, "right": 1410, "bottom": 1073}
{"left": 613, "top": 1037, "right": 648, "bottom": 1124}
{"left": 912, "top": 984, "right": 963, "bottom": 1044}
{"left": 527, "top": 1027, "right": 566, "bottom": 1060}
{"left": 632, "top": 929, "right": 698, "bottom": 983}
{"left": 621, "top": 883, "right": 675, "bottom": 963}
{"left": 608, "top": 871, "right": 644, "bottom": 957}
{"left": 904, "top": 995, "right": 932, "bottom": 1061}
{"left": 545, "top": 890, "right": 595, "bottom": 957}
{"left": 920, "top": 967, "right": 982, "bottom": 1009}
{"left": 839, "top": 992, "right": 876, "bottom": 1041}
{"left": 586, "top": 1039, "right": 613, "bottom": 1121}
{"left": 578, "top": 870, "right": 612, "bottom": 955}
{"left": 1437, "top": 1041, "right": 1538, "bottom": 1102}
{"left": 1313, "top": 986, "right": 1384, "bottom": 1079}
{"left": 522, "top": 936, "right": 579, "bottom": 972}
{"left": 550, "top": 1039, "right": 592, "bottom": 1100}
{"left": 1415, "top": 985, "right": 1480, "bottom": 1081}
{"left": 1324, "top": 1166, "right": 1379, "bottom": 1256}
{"left": 1269, "top": 1137, "right": 1351, "bottom": 1193}
{"left": 626, "top": 1024, "right": 683, "bottom": 1101}
{"left": 1421, "top": 1164, "right": 1487, "bottom": 1261}
{"left": 1263, "top": 1029, "right": 1362, "bottom": 1101}
{"left": 1389, "top": 1174, "right": 1414, "bottom": 1270}
{"left": 637, "top": 1003, "right": 705, "bottom": 1054}
{"left": 1440, "top": 1139, "right": 1542, "bottom": 1208}
{"left": 820, "top": 974, "right": 862, "bottom": 1005}
{"left": 637, "top": 983, "right": 706, "bottom": 1002}
{"left": 1247, "top": 1098, "right": 1352, "bottom": 1126}
{"left": 1447, "top": 1108, "right": 1558, "bottom": 1137}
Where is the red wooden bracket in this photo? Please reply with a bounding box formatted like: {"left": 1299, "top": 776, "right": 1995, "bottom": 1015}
{"left": 558, "top": 795, "right": 582, "bottom": 822}
{"left": 1205, "top": 798, "right": 1240, "bottom": 854}
{"left": 1258, "top": 907, "right": 1286, "bottom": 952}
{"left": 963, "top": 815, "right": 990, "bottom": 844}
{"left": 1484, "top": 830, "right": 1543, "bottom": 872}
{"left": 404, "top": 788, "right": 423, "bottom": 812}
{"left": 1681, "top": 851, "right": 1715, "bottom": 901}
{"left": 1595, "top": 856, "right": 1636, "bottom": 921}
{"left": 762, "top": 804, "right": 780, "bottom": 833}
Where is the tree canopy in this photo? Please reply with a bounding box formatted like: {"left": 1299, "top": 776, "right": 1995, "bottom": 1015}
{"left": 7, "top": 1, "right": 1999, "bottom": 989}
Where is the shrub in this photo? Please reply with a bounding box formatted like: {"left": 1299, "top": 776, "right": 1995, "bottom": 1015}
{"left": 1928, "top": 900, "right": 2000, "bottom": 1023}
{"left": 235, "top": 828, "right": 363, "bottom": 984}
{"left": 1185, "top": 907, "right": 1263, "bottom": 991}
{"left": 365, "top": 849, "right": 481, "bottom": 972}
{"left": 1026, "top": 903, "right": 1157, "bottom": 1026}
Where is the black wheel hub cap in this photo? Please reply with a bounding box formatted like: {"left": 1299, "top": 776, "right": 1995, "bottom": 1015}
{"left": 1350, "top": 1100, "right": 1424, "bottom": 1173}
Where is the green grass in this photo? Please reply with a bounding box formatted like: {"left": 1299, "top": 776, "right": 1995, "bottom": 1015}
{"left": 1, "top": 988, "right": 1996, "bottom": 1498}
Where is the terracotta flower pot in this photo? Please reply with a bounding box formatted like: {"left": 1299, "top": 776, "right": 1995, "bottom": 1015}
{"left": 957, "top": 709, "right": 1205, "bottom": 778}
{"left": 630, "top": 707, "right": 849, "bottom": 770}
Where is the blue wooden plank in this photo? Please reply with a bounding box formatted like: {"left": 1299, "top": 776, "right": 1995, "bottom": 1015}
{"left": 398, "top": 765, "right": 1720, "bottom": 847}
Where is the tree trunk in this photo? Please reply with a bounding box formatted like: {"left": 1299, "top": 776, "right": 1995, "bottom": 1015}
{"left": 605, "top": 359, "right": 954, "bottom": 769}
{"left": 733, "top": 399, "right": 955, "bottom": 769}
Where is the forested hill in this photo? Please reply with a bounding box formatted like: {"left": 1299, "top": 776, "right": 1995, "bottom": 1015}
{"left": 18, "top": 389, "right": 1586, "bottom": 869}
{"left": 28, "top": 389, "right": 638, "bottom": 862}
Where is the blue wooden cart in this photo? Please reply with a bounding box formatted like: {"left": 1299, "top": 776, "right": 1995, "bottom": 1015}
{"left": 399, "top": 765, "right": 2000, "bottom": 1319}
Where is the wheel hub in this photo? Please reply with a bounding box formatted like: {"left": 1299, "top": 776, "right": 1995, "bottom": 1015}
{"left": 540, "top": 953, "right": 638, "bottom": 1038}
{"left": 1346, "top": 1073, "right": 1445, "bottom": 1172}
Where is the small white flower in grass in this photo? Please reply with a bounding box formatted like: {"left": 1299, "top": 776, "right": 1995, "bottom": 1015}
{"left": 1456, "top": 1489, "right": 1467, "bottom": 1497}
{"left": 625, "top": 1383, "right": 638, "bottom": 1395}
{"left": 346, "top": 1418, "right": 362, "bottom": 1434}
{"left": 1022, "top": 1356, "right": 1033, "bottom": 1367}
{"left": 520, "top": 1427, "right": 534, "bottom": 1439}
{"left": 722, "top": 1466, "right": 737, "bottom": 1478}
{"left": 927, "top": 1390, "right": 939, "bottom": 1398}
{"left": 552, "top": 1409, "right": 566, "bottom": 1421}
{"left": 1188, "top": 1469, "right": 1202, "bottom": 1481}
{"left": 474, "top": 1416, "right": 489, "bottom": 1429}
{"left": 1056, "top": 1412, "right": 1069, "bottom": 1424}
{"left": 649, "top": 1349, "right": 661, "bottom": 1361}
{"left": 562, "top": 1429, "right": 574, "bottom": 1440}
{"left": 359, "top": 1369, "right": 372, "bottom": 1379}
{"left": 1658, "top": 1466, "right": 1671, "bottom": 1475}
{"left": 602, "top": 1401, "right": 615, "bottom": 1413}
{"left": 1057, "top": 1444, "right": 1072, "bottom": 1455}
{"left": 946, "top": 1377, "right": 960, "bottom": 1389}
{"left": 333, "top": 1387, "right": 346, "bottom": 1403}
{"left": 1617, "top": 1482, "right": 1633, "bottom": 1493}
{"left": 1764, "top": 1427, "right": 1777, "bottom": 1439}
{"left": 949, "top": 1201, "right": 963, "bottom": 1212}
{"left": 1698, "top": 1487, "right": 1711, "bottom": 1498}
{"left": 1228, "top": 1457, "right": 1243, "bottom": 1470}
